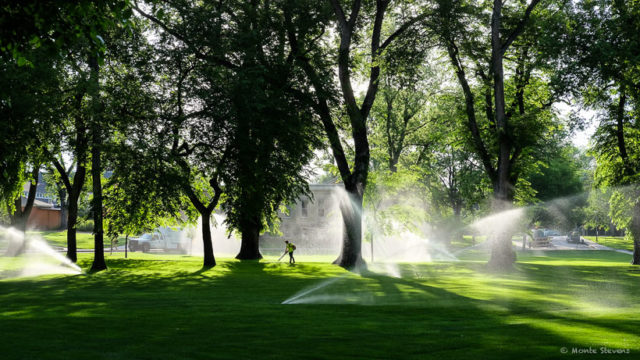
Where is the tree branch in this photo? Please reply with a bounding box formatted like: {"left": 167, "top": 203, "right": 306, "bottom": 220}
{"left": 380, "top": 11, "right": 430, "bottom": 51}
{"left": 347, "top": 0, "right": 362, "bottom": 29}
{"left": 284, "top": 9, "right": 352, "bottom": 182}
{"left": 133, "top": 3, "right": 237, "bottom": 69}
{"left": 50, "top": 156, "right": 73, "bottom": 193}
{"left": 501, "top": 0, "right": 542, "bottom": 54}
{"left": 21, "top": 165, "right": 40, "bottom": 220}
{"left": 329, "top": 0, "right": 348, "bottom": 31}
{"left": 359, "top": 0, "right": 389, "bottom": 120}
{"left": 446, "top": 40, "right": 496, "bottom": 181}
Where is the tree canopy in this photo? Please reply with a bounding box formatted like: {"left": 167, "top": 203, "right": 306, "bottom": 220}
{"left": 2, "top": 0, "right": 639, "bottom": 270}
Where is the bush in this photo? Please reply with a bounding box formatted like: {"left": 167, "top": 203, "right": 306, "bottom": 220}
{"left": 77, "top": 219, "right": 94, "bottom": 232}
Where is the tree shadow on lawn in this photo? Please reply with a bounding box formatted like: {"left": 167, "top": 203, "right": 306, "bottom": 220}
{"left": 1, "top": 260, "right": 639, "bottom": 359}
{"left": 426, "top": 262, "right": 640, "bottom": 316}
{"left": 511, "top": 263, "right": 640, "bottom": 302}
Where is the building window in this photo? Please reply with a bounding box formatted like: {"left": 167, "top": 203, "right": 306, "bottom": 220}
{"left": 301, "top": 200, "right": 308, "bottom": 217}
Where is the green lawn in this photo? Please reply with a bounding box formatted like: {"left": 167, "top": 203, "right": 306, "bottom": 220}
{"left": 450, "top": 234, "right": 488, "bottom": 251}
{"left": 1, "top": 251, "right": 639, "bottom": 359}
{"left": 28, "top": 230, "right": 118, "bottom": 249}
{"left": 584, "top": 236, "right": 635, "bottom": 252}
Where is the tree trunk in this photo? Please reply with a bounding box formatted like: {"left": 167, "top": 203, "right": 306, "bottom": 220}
{"left": 449, "top": 208, "right": 463, "bottom": 249}
{"left": 5, "top": 200, "right": 27, "bottom": 256}
{"left": 370, "top": 232, "right": 374, "bottom": 263}
{"left": 58, "top": 186, "right": 68, "bottom": 230}
{"left": 488, "top": 232, "right": 516, "bottom": 270}
{"left": 201, "top": 211, "right": 216, "bottom": 267}
{"left": 66, "top": 192, "right": 79, "bottom": 263}
{"left": 491, "top": 0, "right": 510, "bottom": 205}
{"left": 51, "top": 142, "right": 86, "bottom": 264}
{"left": 5, "top": 167, "right": 39, "bottom": 256}
{"left": 487, "top": 199, "right": 516, "bottom": 270}
{"left": 90, "top": 137, "right": 106, "bottom": 272}
{"left": 89, "top": 54, "right": 106, "bottom": 273}
{"left": 17, "top": 166, "right": 39, "bottom": 233}
{"left": 630, "top": 201, "right": 640, "bottom": 265}
{"left": 236, "top": 215, "right": 262, "bottom": 260}
{"left": 487, "top": 0, "right": 516, "bottom": 271}
{"left": 333, "top": 183, "right": 365, "bottom": 270}
{"left": 445, "top": 43, "right": 495, "bottom": 183}
{"left": 125, "top": 234, "right": 128, "bottom": 259}
{"left": 12, "top": 198, "right": 26, "bottom": 229}
{"left": 182, "top": 175, "right": 223, "bottom": 268}
{"left": 52, "top": 90, "right": 87, "bottom": 263}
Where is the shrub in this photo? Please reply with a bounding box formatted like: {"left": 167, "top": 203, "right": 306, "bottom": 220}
{"left": 77, "top": 219, "right": 94, "bottom": 232}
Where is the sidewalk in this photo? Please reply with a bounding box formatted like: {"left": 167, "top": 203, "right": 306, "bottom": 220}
{"left": 518, "top": 235, "right": 633, "bottom": 255}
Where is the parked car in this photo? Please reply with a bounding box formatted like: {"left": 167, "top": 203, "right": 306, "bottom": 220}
{"left": 530, "top": 228, "right": 551, "bottom": 247}
{"left": 544, "top": 229, "right": 561, "bottom": 237}
{"left": 567, "top": 230, "right": 582, "bottom": 244}
{"left": 128, "top": 228, "right": 186, "bottom": 253}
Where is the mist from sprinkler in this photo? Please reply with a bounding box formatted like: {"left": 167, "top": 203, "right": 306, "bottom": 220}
{"left": 1, "top": 225, "right": 83, "bottom": 279}
{"left": 281, "top": 187, "right": 629, "bottom": 305}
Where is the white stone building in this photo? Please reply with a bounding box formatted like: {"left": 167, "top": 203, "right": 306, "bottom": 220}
{"left": 260, "top": 184, "right": 344, "bottom": 255}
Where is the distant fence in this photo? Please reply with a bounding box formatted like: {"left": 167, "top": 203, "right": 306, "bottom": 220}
{"left": 582, "top": 228, "right": 625, "bottom": 237}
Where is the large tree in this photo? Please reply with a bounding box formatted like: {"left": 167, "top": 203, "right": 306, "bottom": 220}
{"left": 131, "top": 1, "right": 322, "bottom": 264}
{"left": 365, "top": 63, "right": 489, "bottom": 249}
{"left": 1, "top": 0, "right": 133, "bottom": 268}
{"left": 284, "top": 0, "right": 431, "bottom": 269}
{"left": 98, "top": 16, "right": 225, "bottom": 268}
{"left": 434, "top": 0, "right": 572, "bottom": 269}
{"left": 1, "top": 44, "right": 61, "bottom": 257}
{"left": 44, "top": 48, "right": 95, "bottom": 263}
{"left": 217, "top": 1, "right": 322, "bottom": 260}
{"left": 368, "top": 65, "right": 440, "bottom": 174}
{"left": 559, "top": 0, "right": 640, "bottom": 264}
{"left": 85, "top": 2, "right": 134, "bottom": 272}
{"left": 584, "top": 188, "right": 612, "bottom": 241}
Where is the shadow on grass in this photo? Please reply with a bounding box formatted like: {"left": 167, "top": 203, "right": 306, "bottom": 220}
{"left": 1, "top": 258, "right": 639, "bottom": 359}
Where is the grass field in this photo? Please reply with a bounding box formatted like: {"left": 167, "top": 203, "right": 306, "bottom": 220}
{"left": 584, "top": 236, "right": 635, "bottom": 252}
{"left": 27, "top": 230, "right": 120, "bottom": 249}
{"left": 1, "top": 250, "right": 639, "bottom": 359}
{"left": 450, "top": 235, "right": 488, "bottom": 251}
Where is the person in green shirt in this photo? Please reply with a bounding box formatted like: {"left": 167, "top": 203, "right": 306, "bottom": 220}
{"left": 284, "top": 240, "right": 296, "bottom": 264}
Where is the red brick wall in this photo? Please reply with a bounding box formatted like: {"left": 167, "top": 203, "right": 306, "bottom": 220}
{"left": 26, "top": 207, "right": 61, "bottom": 230}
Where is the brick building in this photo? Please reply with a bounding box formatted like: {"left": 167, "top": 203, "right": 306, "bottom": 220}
{"left": 20, "top": 172, "right": 62, "bottom": 230}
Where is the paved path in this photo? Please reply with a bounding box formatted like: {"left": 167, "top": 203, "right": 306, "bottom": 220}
{"left": 517, "top": 236, "right": 633, "bottom": 255}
